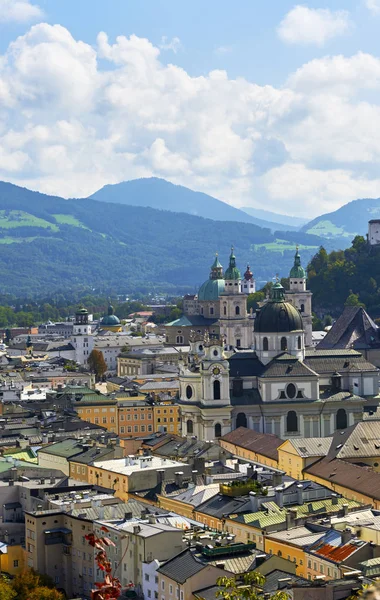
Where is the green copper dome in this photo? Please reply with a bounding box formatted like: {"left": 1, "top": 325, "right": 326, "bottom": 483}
{"left": 290, "top": 247, "right": 306, "bottom": 279}
{"left": 254, "top": 281, "right": 303, "bottom": 333}
{"left": 101, "top": 304, "right": 121, "bottom": 326}
{"left": 224, "top": 247, "right": 241, "bottom": 280}
{"left": 198, "top": 278, "right": 225, "bottom": 301}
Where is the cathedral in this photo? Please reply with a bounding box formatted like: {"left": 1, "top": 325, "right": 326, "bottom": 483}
{"left": 178, "top": 272, "right": 380, "bottom": 441}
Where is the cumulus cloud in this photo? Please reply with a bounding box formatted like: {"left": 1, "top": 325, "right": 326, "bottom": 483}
{"left": 365, "top": 0, "right": 380, "bottom": 14}
{"left": 277, "top": 5, "right": 351, "bottom": 46}
{"left": 0, "top": 0, "right": 43, "bottom": 23}
{"left": 2, "top": 24, "right": 380, "bottom": 216}
{"left": 159, "top": 36, "right": 182, "bottom": 53}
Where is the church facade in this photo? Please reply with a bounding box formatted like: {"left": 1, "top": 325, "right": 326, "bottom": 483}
{"left": 178, "top": 281, "right": 380, "bottom": 441}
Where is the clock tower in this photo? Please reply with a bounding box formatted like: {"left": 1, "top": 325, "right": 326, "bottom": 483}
{"left": 179, "top": 331, "right": 232, "bottom": 441}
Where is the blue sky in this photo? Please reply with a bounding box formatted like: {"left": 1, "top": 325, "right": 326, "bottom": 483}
{"left": 1, "top": 0, "right": 380, "bottom": 217}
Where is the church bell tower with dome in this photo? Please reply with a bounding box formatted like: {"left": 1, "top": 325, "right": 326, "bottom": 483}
{"left": 72, "top": 307, "right": 94, "bottom": 365}
{"left": 219, "top": 248, "right": 253, "bottom": 350}
{"left": 285, "top": 247, "right": 313, "bottom": 347}
{"left": 179, "top": 331, "right": 232, "bottom": 441}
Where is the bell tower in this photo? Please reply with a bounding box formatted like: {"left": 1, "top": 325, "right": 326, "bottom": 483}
{"left": 285, "top": 247, "right": 313, "bottom": 347}
{"left": 72, "top": 307, "right": 94, "bottom": 365}
{"left": 179, "top": 331, "right": 232, "bottom": 441}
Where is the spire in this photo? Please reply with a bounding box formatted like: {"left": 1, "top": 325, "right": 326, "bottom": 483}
{"left": 271, "top": 277, "right": 285, "bottom": 302}
{"left": 290, "top": 245, "right": 306, "bottom": 279}
{"left": 224, "top": 246, "right": 241, "bottom": 280}
{"left": 210, "top": 253, "right": 224, "bottom": 280}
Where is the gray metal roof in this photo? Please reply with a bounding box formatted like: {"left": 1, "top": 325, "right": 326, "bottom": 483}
{"left": 158, "top": 549, "right": 207, "bottom": 583}
{"left": 288, "top": 438, "right": 332, "bottom": 457}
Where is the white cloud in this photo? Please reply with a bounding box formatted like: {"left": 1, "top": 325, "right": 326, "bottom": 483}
{"left": 2, "top": 24, "right": 380, "bottom": 216}
{"left": 277, "top": 5, "right": 351, "bottom": 46}
{"left": 159, "top": 36, "right": 181, "bottom": 53}
{"left": 0, "top": 0, "right": 43, "bottom": 23}
{"left": 365, "top": 0, "right": 380, "bottom": 14}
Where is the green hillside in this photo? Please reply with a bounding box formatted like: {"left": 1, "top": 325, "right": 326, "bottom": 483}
{"left": 302, "top": 198, "right": 380, "bottom": 241}
{"left": 308, "top": 236, "right": 380, "bottom": 317}
{"left": 0, "top": 181, "right": 332, "bottom": 296}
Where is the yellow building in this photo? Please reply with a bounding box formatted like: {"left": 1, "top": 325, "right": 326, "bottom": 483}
{"left": 278, "top": 438, "right": 331, "bottom": 479}
{"left": 0, "top": 543, "right": 25, "bottom": 576}
{"left": 74, "top": 395, "right": 118, "bottom": 433}
{"left": 153, "top": 402, "right": 181, "bottom": 435}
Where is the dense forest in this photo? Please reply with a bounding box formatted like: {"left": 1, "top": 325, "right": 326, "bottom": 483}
{"left": 307, "top": 236, "right": 380, "bottom": 317}
{"left": 0, "top": 181, "right": 335, "bottom": 296}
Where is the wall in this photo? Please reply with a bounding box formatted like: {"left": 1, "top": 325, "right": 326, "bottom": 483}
{"left": 218, "top": 438, "right": 279, "bottom": 469}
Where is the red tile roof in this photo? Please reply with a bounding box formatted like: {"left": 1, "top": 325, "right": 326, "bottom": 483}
{"left": 314, "top": 543, "right": 359, "bottom": 563}
{"left": 220, "top": 427, "right": 281, "bottom": 461}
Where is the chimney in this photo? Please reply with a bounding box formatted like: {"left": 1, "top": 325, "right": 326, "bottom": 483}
{"left": 275, "top": 487, "right": 284, "bottom": 509}
{"left": 296, "top": 483, "right": 303, "bottom": 506}
{"left": 272, "top": 472, "right": 283, "bottom": 487}
{"left": 50, "top": 476, "right": 56, "bottom": 485}
{"left": 343, "top": 503, "right": 349, "bottom": 516}
{"left": 341, "top": 528, "right": 352, "bottom": 544}
{"left": 175, "top": 472, "right": 184, "bottom": 487}
{"left": 133, "top": 525, "right": 141, "bottom": 535}
{"left": 249, "top": 491, "right": 258, "bottom": 512}
{"left": 286, "top": 508, "right": 297, "bottom": 529}
{"left": 148, "top": 514, "right": 156, "bottom": 524}
{"left": 124, "top": 512, "right": 132, "bottom": 521}
{"left": 278, "top": 578, "right": 292, "bottom": 590}
{"left": 246, "top": 464, "right": 254, "bottom": 479}
{"left": 332, "top": 493, "right": 338, "bottom": 505}
{"left": 157, "top": 470, "right": 165, "bottom": 484}
{"left": 192, "top": 470, "right": 198, "bottom": 484}
{"left": 255, "top": 554, "right": 266, "bottom": 569}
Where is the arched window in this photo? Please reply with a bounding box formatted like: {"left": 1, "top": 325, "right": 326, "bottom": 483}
{"left": 263, "top": 337, "right": 269, "bottom": 351}
{"left": 214, "top": 423, "right": 222, "bottom": 438}
{"left": 186, "top": 420, "right": 193, "bottom": 434}
{"left": 297, "top": 336, "right": 302, "bottom": 350}
{"left": 213, "top": 380, "right": 221, "bottom": 400}
{"left": 210, "top": 307, "right": 214, "bottom": 315}
{"left": 336, "top": 408, "right": 347, "bottom": 430}
{"left": 223, "top": 306, "right": 227, "bottom": 316}
{"left": 281, "top": 337, "right": 287, "bottom": 351}
{"left": 176, "top": 335, "right": 184, "bottom": 344}
{"left": 286, "top": 410, "right": 298, "bottom": 432}
{"left": 186, "top": 385, "right": 193, "bottom": 400}
{"left": 300, "top": 303, "right": 305, "bottom": 313}
{"left": 236, "top": 413, "right": 247, "bottom": 428}
{"left": 235, "top": 306, "right": 240, "bottom": 316}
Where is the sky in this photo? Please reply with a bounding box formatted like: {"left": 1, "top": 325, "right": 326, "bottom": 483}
{"left": 1, "top": 1, "right": 380, "bottom": 217}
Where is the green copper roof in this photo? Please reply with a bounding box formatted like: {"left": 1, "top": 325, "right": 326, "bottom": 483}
{"left": 211, "top": 253, "right": 223, "bottom": 271}
{"left": 101, "top": 304, "right": 121, "bottom": 326}
{"left": 198, "top": 278, "right": 225, "bottom": 301}
{"left": 254, "top": 280, "right": 303, "bottom": 333}
{"left": 224, "top": 247, "right": 241, "bottom": 280}
{"left": 290, "top": 247, "right": 306, "bottom": 279}
{"left": 271, "top": 281, "right": 285, "bottom": 302}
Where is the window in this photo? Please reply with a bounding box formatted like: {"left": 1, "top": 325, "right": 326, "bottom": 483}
{"left": 186, "top": 385, "right": 193, "bottom": 400}
{"left": 214, "top": 423, "right": 222, "bottom": 438}
{"left": 236, "top": 413, "right": 247, "bottom": 428}
{"left": 286, "top": 410, "right": 298, "bottom": 433}
{"left": 187, "top": 420, "right": 193, "bottom": 434}
{"left": 320, "top": 565, "right": 324, "bottom": 574}
{"left": 162, "top": 581, "right": 165, "bottom": 590}
{"left": 280, "top": 336, "right": 287, "bottom": 351}
{"left": 13, "top": 560, "right": 18, "bottom": 567}
{"left": 145, "top": 574, "right": 150, "bottom": 582}
{"left": 176, "top": 335, "right": 184, "bottom": 344}
{"left": 263, "top": 337, "right": 269, "bottom": 351}
{"left": 224, "top": 306, "right": 227, "bottom": 315}
{"left": 210, "top": 307, "right": 214, "bottom": 315}
{"left": 102, "top": 417, "right": 107, "bottom": 424}
{"left": 297, "top": 336, "right": 302, "bottom": 349}
{"left": 94, "top": 417, "right": 99, "bottom": 424}
{"left": 235, "top": 306, "right": 240, "bottom": 316}
{"left": 336, "top": 408, "right": 347, "bottom": 429}
{"left": 169, "top": 585, "right": 173, "bottom": 594}
{"left": 308, "top": 560, "right": 311, "bottom": 568}
{"left": 236, "top": 339, "right": 241, "bottom": 348}
{"left": 120, "top": 427, "right": 125, "bottom": 434}
{"left": 286, "top": 383, "right": 296, "bottom": 399}
{"left": 300, "top": 303, "right": 305, "bottom": 312}
{"left": 213, "top": 379, "right": 221, "bottom": 400}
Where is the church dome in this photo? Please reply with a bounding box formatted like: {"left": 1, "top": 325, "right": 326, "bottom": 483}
{"left": 289, "top": 247, "right": 306, "bottom": 279}
{"left": 254, "top": 281, "right": 303, "bottom": 333}
{"left": 101, "top": 304, "right": 120, "bottom": 326}
{"left": 198, "top": 278, "right": 225, "bottom": 301}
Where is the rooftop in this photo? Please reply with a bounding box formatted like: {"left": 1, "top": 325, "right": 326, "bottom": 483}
{"left": 93, "top": 455, "right": 184, "bottom": 476}
{"left": 220, "top": 427, "right": 282, "bottom": 461}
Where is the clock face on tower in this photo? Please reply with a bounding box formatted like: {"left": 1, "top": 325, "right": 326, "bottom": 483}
{"left": 213, "top": 366, "right": 221, "bottom": 376}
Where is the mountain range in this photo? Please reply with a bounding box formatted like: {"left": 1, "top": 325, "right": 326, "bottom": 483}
{"left": 302, "top": 198, "right": 380, "bottom": 240}
{"left": 0, "top": 176, "right": 378, "bottom": 296}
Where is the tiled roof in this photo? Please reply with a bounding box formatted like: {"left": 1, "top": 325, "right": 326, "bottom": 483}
{"left": 228, "top": 352, "right": 265, "bottom": 377}
{"left": 220, "top": 427, "right": 282, "bottom": 461}
{"left": 260, "top": 354, "right": 318, "bottom": 379}
{"left": 304, "top": 457, "right": 380, "bottom": 500}
{"left": 285, "top": 438, "right": 332, "bottom": 457}
{"left": 304, "top": 349, "right": 377, "bottom": 374}
{"left": 157, "top": 549, "right": 206, "bottom": 583}
{"left": 317, "top": 307, "right": 380, "bottom": 350}
{"left": 313, "top": 542, "right": 363, "bottom": 563}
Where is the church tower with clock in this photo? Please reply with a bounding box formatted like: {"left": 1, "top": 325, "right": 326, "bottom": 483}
{"left": 179, "top": 331, "right": 232, "bottom": 441}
